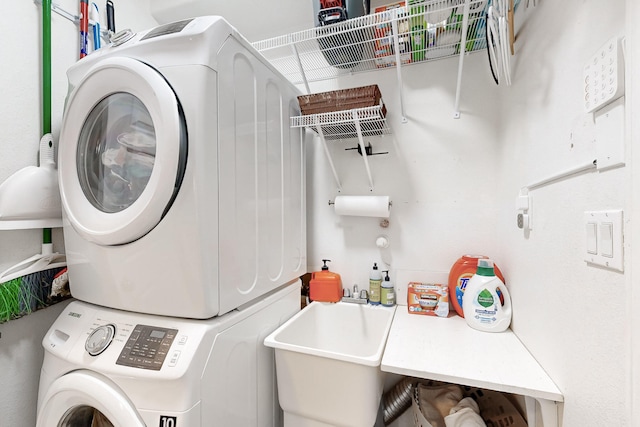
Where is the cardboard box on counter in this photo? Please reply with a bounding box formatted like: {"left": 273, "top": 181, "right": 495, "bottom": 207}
{"left": 407, "top": 282, "right": 449, "bottom": 317}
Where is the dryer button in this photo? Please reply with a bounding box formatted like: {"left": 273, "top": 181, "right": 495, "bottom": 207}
{"left": 168, "top": 350, "right": 181, "bottom": 367}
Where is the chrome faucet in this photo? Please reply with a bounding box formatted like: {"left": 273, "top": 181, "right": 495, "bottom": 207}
{"left": 342, "top": 284, "right": 368, "bottom": 304}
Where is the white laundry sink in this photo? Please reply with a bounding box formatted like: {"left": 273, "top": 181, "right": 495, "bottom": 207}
{"left": 264, "top": 301, "right": 397, "bottom": 427}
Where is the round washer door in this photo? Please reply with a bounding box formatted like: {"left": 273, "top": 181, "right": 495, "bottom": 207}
{"left": 36, "top": 370, "right": 145, "bottom": 427}
{"left": 59, "top": 57, "right": 187, "bottom": 246}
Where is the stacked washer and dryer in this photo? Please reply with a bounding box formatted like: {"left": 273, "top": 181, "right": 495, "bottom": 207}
{"left": 36, "top": 16, "right": 306, "bottom": 426}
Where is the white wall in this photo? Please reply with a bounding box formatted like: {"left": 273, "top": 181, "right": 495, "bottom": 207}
{"left": 498, "top": 1, "right": 629, "bottom": 425}
{"left": 629, "top": 0, "right": 640, "bottom": 423}
{"left": 0, "top": 301, "right": 71, "bottom": 426}
{"left": 0, "top": 1, "right": 157, "bottom": 425}
{"left": 150, "top": 0, "right": 315, "bottom": 42}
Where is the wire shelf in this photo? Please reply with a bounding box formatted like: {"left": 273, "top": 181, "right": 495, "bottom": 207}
{"left": 291, "top": 103, "right": 391, "bottom": 191}
{"left": 252, "top": 0, "right": 491, "bottom": 87}
{"left": 291, "top": 104, "right": 391, "bottom": 141}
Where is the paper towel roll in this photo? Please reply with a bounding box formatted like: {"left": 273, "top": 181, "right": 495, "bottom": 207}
{"left": 334, "top": 196, "right": 390, "bottom": 218}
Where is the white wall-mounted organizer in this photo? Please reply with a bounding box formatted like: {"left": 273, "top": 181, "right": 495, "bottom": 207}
{"left": 253, "top": 0, "right": 518, "bottom": 119}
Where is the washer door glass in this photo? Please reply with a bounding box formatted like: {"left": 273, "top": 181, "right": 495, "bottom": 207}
{"left": 59, "top": 405, "right": 114, "bottom": 426}
{"left": 77, "top": 92, "right": 157, "bottom": 214}
{"left": 59, "top": 57, "right": 187, "bottom": 246}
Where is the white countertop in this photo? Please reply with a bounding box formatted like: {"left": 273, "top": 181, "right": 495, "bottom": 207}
{"left": 381, "top": 309, "right": 563, "bottom": 402}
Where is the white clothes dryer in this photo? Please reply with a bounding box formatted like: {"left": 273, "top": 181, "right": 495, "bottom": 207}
{"left": 36, "top": 282, "right": 300, "bottom": 427}
{"left": 57, "top": 16, "right": 306, "bottom": 319}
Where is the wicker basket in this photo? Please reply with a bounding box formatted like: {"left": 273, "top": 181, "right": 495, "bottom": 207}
{"left": 297, "top": 84, "right": 385, "bottom": 116}
{"left": 411, "top": 380, "right": 528, "bottom": 427}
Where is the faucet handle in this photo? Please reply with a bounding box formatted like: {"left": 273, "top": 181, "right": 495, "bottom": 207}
{"left": 360, "top": 289, "right": 369, "bottom": 300}
{"left": 343, "top": 287, "right": 351, "bottom": 298}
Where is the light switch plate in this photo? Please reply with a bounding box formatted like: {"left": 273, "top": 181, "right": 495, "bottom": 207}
{"left": 584, "top": 210, "right": 623, "bottom": 271}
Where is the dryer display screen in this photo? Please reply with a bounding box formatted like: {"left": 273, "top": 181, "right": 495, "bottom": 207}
{"left": 116, "top": 325, "right": 178, "bottom": 370}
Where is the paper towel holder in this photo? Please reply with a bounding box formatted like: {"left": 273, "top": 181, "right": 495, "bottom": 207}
{"left": 328, "top": 199, "right": 393, "bottom": 208}
{"left": 328, "top": 196, "right": 393, "bottom": 228}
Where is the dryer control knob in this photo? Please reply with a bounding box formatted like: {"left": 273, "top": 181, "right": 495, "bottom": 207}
{"left": 85, "top": 324, "right": 116, "bottom": 356}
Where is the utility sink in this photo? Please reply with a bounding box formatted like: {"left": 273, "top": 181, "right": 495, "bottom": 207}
{"left": 264, "top": 301, "right": 397, "bottom": 427}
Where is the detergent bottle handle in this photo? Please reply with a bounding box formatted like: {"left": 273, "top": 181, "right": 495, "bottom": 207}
{"left": 496, "top": 282, "right": 512, "bottom": 316}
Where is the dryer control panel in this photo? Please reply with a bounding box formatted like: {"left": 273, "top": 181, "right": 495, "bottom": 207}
{"left": 116, "top": 325, "right": 178, "bottom": 370}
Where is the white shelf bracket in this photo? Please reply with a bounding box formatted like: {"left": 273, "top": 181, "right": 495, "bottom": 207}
{"left": 453, "top": 0, "right": 471, "bottom": 119}
{"left": 34, "top": 0, "right": 80, "bottom": 23}
{"left": 289, "top": 35, "right": 311, "bottom": 94}
{"left": 352, "top": 110, "right": 374, "bottom": 191}
{"left": 314, "top": 117, "right": 343, "bottom": 192}
{"left": 391, "top": 12, "right": 408, "bottom": 123}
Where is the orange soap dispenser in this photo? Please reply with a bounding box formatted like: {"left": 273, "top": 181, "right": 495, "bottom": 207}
{"left": 309, "top": 259, "right": 342, "bottom": 303}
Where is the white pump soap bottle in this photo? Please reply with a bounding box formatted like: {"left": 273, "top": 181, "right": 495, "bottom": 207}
{"left": 462, "top": 258, "right": 512, "bottom": 332}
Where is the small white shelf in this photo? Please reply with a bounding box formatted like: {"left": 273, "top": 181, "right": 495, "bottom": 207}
{"left": 291, "top": 104, "right": 391, "bottom": 191}
{"left": 0, "top": 218, "right": 62, "bottom": 230}
{"left": 382, "top": 310, "right": 563, "bottom": 427}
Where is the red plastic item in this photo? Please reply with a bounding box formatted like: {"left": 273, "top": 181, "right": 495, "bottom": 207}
{"left": 319, "top": 0, "right": 344, "bottom": 8}
{"left": 448, "top": 255, "right": 505, "bottom": 317}
{"left": 309, "top": 259, "right": 342, "bottom": 303}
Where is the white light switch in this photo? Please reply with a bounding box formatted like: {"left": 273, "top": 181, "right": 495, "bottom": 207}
{"left": 586, "top": 222, "right": 598, "bottom": 254}
{"left": 584, "top": 210, "right": 623, "bottom": 271}
{"left": 600, "top": 222, "right": 613, "bottom": 257}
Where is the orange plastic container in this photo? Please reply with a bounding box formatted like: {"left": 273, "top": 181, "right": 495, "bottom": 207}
{"left": 448, "top": 255, "right": 505, "bottom": 317}
{"left": 309, "top": 259, "right": 342, "bottom": 303}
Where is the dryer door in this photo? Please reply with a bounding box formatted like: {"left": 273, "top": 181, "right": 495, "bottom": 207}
{"left": 36, "top": 370, "right": 145, "bottom": 427}
{"left": 59, "top": 57, "right": 187, "bottom": 246}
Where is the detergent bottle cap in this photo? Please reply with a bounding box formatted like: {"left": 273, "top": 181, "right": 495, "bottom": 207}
{"left": 476, "top": 258, "right": 495, "bottom": 276}
{"left": 383, "top": 270, "right": 390, "bottom": 281}
{"left": 373, "top": 262, "right": 379, "bottom": 270}
{"left": 321, "top": 259, "right": 331, "bottom": 271}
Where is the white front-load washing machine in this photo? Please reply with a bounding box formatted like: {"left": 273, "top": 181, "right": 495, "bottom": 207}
{"left": 36, "top": 282, "right": 300, "bottom": 426}
{"left": 58, "top": 16, "right": 306, "bottom": 319}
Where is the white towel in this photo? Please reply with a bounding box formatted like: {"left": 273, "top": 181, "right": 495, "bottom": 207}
{"left": 444, "top": 397, "right": 486, "bottom": 427}
{"left": 417, "top": 384, "right": 464, "bottom": 427}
